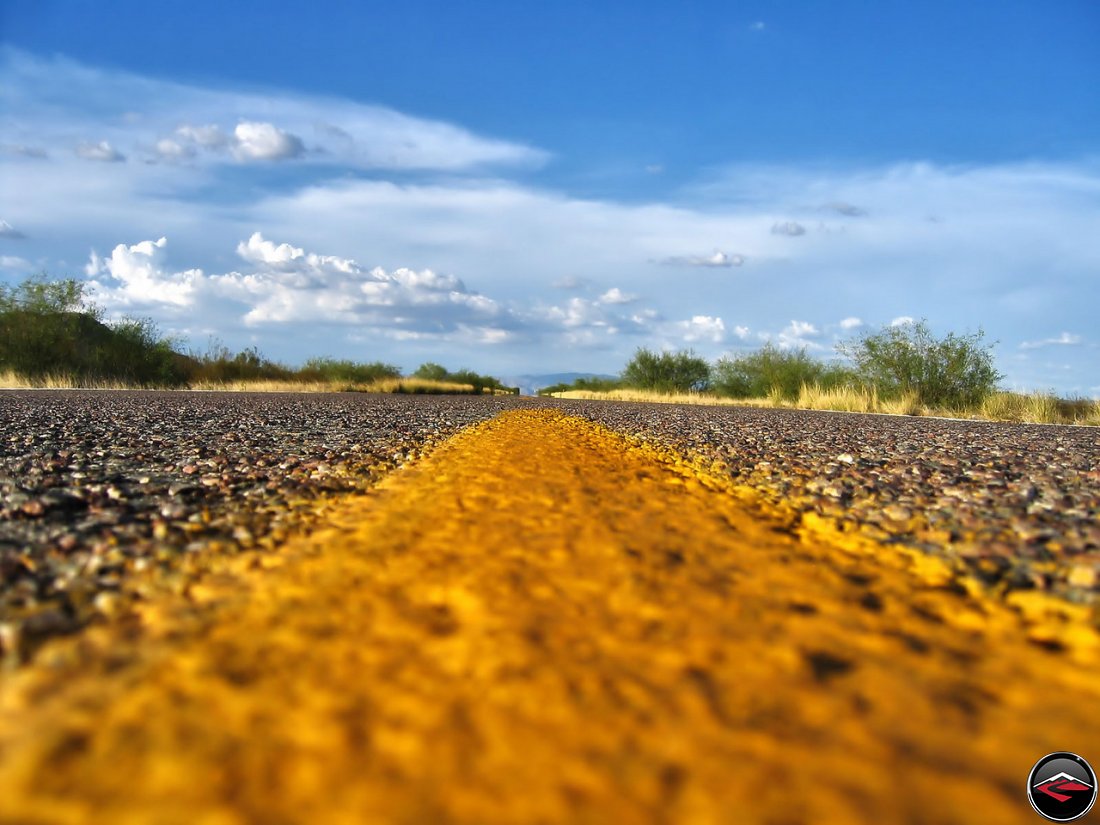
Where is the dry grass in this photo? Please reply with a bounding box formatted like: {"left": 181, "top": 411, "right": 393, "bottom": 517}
{"left": 0, "top": 371, "right": 135, "bottom": 390}
{"left": 794, "top": 384, "right": 924, "bottom": 416}
{"left": 550, "top": 389, "right": 761, "bottom": 407}
{"left": 2, "top": 371, "right": 482, "bottom": 395}
{"left": 552, "top": 384, "right": 1099, "bottom": 426}
{"left": 191, "top": 377, "right": 478, "bottom": 394}
{"left": 978, "top": 391, "right": 1062, "bottom": 424}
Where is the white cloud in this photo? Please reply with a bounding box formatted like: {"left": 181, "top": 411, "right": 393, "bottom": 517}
{"left": 1020, "top": 332, "right": 1083, "bottom": 350}
{"left": 749, "top": 21, "right": 766, "bottom": 31}
{"left": 599, "top": 287, "right": 638, "bottom": 304}
{"left": 2, "top": 144, "right": 48, "bottom": 159}
{"left": 231, "top": 121, "right": 305, "bottom": 162}
{"left": 839, "top": 316, "right": 863, "bottom": 330}
{"left": 0, "top": 255, "right": 30, "bottom": 270}
{"left": 678, "top": 315, "right": 726, "bottom": 343}
{"left": 770, "top": 320, "right": 823, "bottom": 350}
{"left": 771, "top": 221, "right": 806, "bottom": 236}
{"left": 890, "top": 316, "right": 915, "bottom": 327}
{"left": 4, "top": 50, "right": 545, "bottom": 173}
{"left": 733, "top": 325, "right": 751, "bottom": 339}
{"left": 85, "top": 236, "right": 197, "bottom": 307}
{"left": 0, "top": 220, "right": 26, "bottom": 239}
{"left": 75, "top": 140, "right": 125, "bottom": 162}
{"left": 176, "top": 124, "right": 230, "bottom": 150}
{"left": 84, "top": 233, "right": 511, "bottom": 338}
{"left": 153, "top": 138, "right": 195, "bottom": 161}
{"left": 552, "top": 276, "right": 586, "bottom": 290}
{"left": 659, "top": 250, "right": 744, "bottom": 267}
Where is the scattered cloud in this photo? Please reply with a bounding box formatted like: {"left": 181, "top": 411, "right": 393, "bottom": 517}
{"left": 823, "top": 201, "right": 866, "bottom": 217}
{"left": 599, "top": 287, "right": 638, "bottom": 305}
{"left": 677, "top": 315, "right": 726, "bottom": 343}
{"left": 75, "top": 140, "right": 125, "bottom": 162}
{"left": 0, "top": 220, "right": 26, "bottom": 240}
{"left": 2, "top": 144, "right": 48, "bottom": 159}
{"left": 890, "top": 316, "right": 915, "bottom": 327}
{"left": 0, "top": 255, "right": 30, "bottom": 270}
{"left": 1020, "top": 332, "right": 1083, "bottom": 350}
{"left": 839, "top": 316, "right": 863, "bottom": 330}
{"left": 749, "top": 21, "right": 766, "bottom": 32}
{"left": 84, "top": 233, "right": 512, "bottom": 338}
{"left": 771, "top": 221, "right": 806, "bottom": 237}
{"left": 552, "top": 276, "right": 587, "bottom": 290}
{"left": 659, "top": 250, "right": 744, "bottom": 268}
{"left": 85, "top": 237, "right": 197, "bottom": 306}
{"left": 773, "top": 320, "right": 823, "bottom": 350}
{"left": 176, "top": 124, "right": 230, "bottom": 150}
{"left": 645, "top": 164, "right": 664, "bottom": 175}
{"left": 231, "top": 121, "right": 305, "bottom": 162}
{"left": 4, "top": 50, "right": 547, "bottom": 174}
{"left": 733, "top": 325, "right": 751, "bottom": 339}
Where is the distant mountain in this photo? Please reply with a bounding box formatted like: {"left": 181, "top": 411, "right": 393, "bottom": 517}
{"left": 502, "top": 372, "right": 619, "bottom": 397}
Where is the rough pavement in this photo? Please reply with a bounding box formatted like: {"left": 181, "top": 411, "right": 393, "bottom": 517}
{"left": 1, "top": 392, "right": 1097, "bottom": 665}
{"left": 1, "top": 408, "right": 1097, "bottom": 824}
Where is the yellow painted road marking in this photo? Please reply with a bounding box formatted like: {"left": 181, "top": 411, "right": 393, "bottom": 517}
{"left": 1, "top": 409, "right": 1098, "bottom": 824}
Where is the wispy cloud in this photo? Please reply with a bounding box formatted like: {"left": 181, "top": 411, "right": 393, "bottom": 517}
{"left": 599, "top": 287, "right": 639, "bottom": 304}
{"left": 1020, "top": 332, "right": 1083, "bottom": 350}
{"left": 75, "top": 140, "right": 125, "bottom": 162}
{"left": 824, "top": 201, "right": 866, "bottom": 217}
{"left": 3, "top": 49, "right": 548, "bottom": 173}
{"left": 658, "top": 250, "right": 744, "bottom": 268}
{"left": 771, "top": 221, "right": 806, "bottom": 236}
{"left": 0, "top": 220, "right": 26, "bottom": 239}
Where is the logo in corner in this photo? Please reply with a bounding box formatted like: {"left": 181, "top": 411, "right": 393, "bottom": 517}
{"left": 1027, "top": 752, "right": 1096, "bottom": 822}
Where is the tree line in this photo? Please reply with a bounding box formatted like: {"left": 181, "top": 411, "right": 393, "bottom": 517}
{"left": 0, "top": 274, "right": 514, "bottom": 392}
{"left": 542, "top": 322, "right": 1002, "bottom": 409}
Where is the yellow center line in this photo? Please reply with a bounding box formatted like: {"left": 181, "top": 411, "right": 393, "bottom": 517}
{"left": 1, "top": 409, "right": 1097, "bottom": 824}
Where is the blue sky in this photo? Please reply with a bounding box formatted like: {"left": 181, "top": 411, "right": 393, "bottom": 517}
{"left": 1, "top": 1, "right": 1098, "bottom": 393}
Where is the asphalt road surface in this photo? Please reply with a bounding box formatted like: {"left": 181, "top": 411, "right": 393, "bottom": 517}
{"left": 0, "top": 392, "right": 1097, "bottom": 823}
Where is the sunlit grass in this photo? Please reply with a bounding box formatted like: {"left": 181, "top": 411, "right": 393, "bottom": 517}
{"left": 551, "top": 384, "right": 1098, "bottom": 425}
{"left": 551, "top": 389, "right": 761, "bottom": 406}
{"left": 0, "top": 370, "right": 136, "bottom": 390}
{"left": 1, "top": 371, "right": 483, "bottom": 395}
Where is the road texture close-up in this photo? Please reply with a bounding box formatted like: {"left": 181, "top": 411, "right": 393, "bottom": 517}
{"left": 1, "top": 392, "right": 1098, "bottom": 824}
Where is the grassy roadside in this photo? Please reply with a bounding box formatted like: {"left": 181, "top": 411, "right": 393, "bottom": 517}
{"left": 0, "top": 370, "right": 515, "bottom": 395}
{"left": 549, "top": 385, "right": 1100, "bottom": 426}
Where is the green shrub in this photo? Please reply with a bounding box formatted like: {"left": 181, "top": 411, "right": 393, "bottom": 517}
{"left": 0, "top": 274, "right": 185, "bottom": 385}
{"left": 838, "top": 320, "right": 1001, "bottom": 408}
{"left": 712, "top": 344, "right": 856, "bottom": 401}
{"left": 412, "top": 362, "right": 449, "bottom": 381}
{"left": 621, "top": 348, "right": 711, "bottom": 393}
{"left": 298, "top": 357, "right": 401, "bottom": 385}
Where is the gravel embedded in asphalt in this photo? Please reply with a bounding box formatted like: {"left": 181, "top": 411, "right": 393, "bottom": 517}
{"left": 552, "top": 400, "right": 1100, "bottom": 606}
{"left": 0, "top": 390, "right": 519, "bottom": 662}
{"left": 1, "top": 391, "right": 1097, "bottom": 664}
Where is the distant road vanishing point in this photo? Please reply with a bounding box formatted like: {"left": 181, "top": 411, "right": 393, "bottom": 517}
{"left": 1, "top": 407, "right": 1098, "bottom": 824}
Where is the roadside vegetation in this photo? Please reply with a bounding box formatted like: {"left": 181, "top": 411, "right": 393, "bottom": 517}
{"left": 542, "top": 322, "right": 1099, "bottom": 426}
{"left": 0, "top": 274, "right": 517, "bottom": 394}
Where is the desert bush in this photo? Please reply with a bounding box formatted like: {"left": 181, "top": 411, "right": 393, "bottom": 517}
{"left": 712, "top": 344, "right": 857, "bottom": 401}
{"left": 621, "top": 348, "right": 710, "bottom": 393}
{"left": 838, "top": 319, "right": 1001, "bottom": 408}
{"left": 0, "top": 274, "right": 184, "bottom": 385}
{"left": 298, "top": 357, "right": 401, "bottom": 385}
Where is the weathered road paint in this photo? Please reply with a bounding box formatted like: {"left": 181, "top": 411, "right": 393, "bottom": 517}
{"left": 1, "top": 409, "right": 1097, "bottom": 824}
